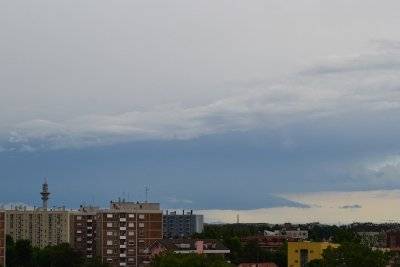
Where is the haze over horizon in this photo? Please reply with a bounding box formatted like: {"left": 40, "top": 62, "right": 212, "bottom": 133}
{"left": 2, "top": 0, "right": 400, "bottom": 223}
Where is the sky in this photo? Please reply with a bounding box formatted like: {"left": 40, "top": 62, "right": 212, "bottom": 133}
{"left": 2, "top": 0, "right": 400, "bottom": 223}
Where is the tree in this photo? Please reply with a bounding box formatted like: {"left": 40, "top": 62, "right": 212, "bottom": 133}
{"left": 315, "top": 242, "right": 390, "bottom": 267}
{"left": 13, "top": 239, "right": 34, "bottom": 267}
{"left": 35, "top": 243, "right": 83, "bottom": 267}
{"left": 6, "top": 236, "right": 98, "bottom": 267}
{"left": 152, "top": 253, "right": 232, "bottom": 267}
{"left": 82, "top": 257, "right": 111, "bottom": 267}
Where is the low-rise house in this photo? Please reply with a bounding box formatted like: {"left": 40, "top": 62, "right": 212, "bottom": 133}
{"left": 241, "top": 236, "right": 297, "bottom": 252}
{"left": 146, "top": 239, "right": 230, "bottom": 257}
{"left": 264, "top": 229, "right": 308, "bottom": 240}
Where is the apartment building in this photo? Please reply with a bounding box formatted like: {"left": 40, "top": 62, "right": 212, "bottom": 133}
{"left": 6, "top": 207, "right": 70, "bottom": 248}
{"left": 5, "top": 180, "right": 70, "bottom": 248}
{"left": 70, "top": 206, "right": 99, "bottom": 260}
{"left": 96, "top": 201, "right": 162, "bottom": 267}
{"left": 163, "top": 210, "right": 204, "bottom": 238}
{"left": 0, "top": 210, "right": 5, "bottom": 267}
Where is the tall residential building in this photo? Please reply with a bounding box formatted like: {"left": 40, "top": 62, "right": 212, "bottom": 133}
{"left": 70, "top": 206, "right": 99, "bottom": 260}
{"left": 0, "top": 210, "right": 5, "bottom": 267}
{"left": 163, "top": 210, "right": 204, "bottom": 238}
{"left": 96, "top": 201, "right": 162, "bottom": 267}
{"left": 6, "top": 207, "right": 70, "bottom": 248}
{"left": 5, "top": 181, "right": 71, "bottom": 248}
{"left": 287, "top": 242, "right": 338, "bottom": 267}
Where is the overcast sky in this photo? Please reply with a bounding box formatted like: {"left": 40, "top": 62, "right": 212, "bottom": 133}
{"left": 2, "top": 0, "right": 400, "bottom": 221}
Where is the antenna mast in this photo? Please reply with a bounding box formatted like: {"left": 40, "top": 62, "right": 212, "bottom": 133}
{"left": 40, "top": 178, "right": 50, "bottom": 210}
{"left": 145, "top": 186, "right": 150, "bottom": 203}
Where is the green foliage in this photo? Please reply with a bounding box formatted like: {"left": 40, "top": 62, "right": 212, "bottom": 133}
{"left": 307, "top": 259, "right": 323, "bottom": 267}
{"left": 5, "top": 236, "right": 109, "bottom": 267}
{"left": 308, "top": 225, "right": 361, "bottom": 243}
{"left": 82, "top": 257, "right": 111, "bottom": 267}
{"left": 151, "top": 253, "right": 232, "bottom": 267}
{"left": 193, "top": 225, "right": 286, "bottom": 266}
{"left": 13, "top": 239, "right": 34, "bottom": 267}
{"left": 315, "top": 242, "right": 390, "bottom": 267}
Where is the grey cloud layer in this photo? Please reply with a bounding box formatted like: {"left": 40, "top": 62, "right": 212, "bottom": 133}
{"left": 3, "top": 49, "right": 400, "bottom": 151}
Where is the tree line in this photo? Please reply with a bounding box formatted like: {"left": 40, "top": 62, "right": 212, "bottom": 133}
{"left": 5, "top": 236, "right": 109, "bottom": 267}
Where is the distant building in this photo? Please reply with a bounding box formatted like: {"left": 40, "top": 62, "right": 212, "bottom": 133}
{"left": 5, "top": 181, "right": 70, "bottom": 248}
{"left": 146, "top": 239, "right": 230, "bottom": 257}
{"left": 386, "top": 229, "right": 400, "bottom": 250}
{"left": 0, "top": 210, "right": 5, "bottom": 267}
{"left": 285, "top": 230, "right": 309, "bottom": 240}
{"left": 287, "top": 241, "right": 338, "bottom": 267}
{"left": 241, "top": 235, "right": 298, "bottom": 252}
{"left": 357, "top": 231, "right": 386, "bottom": 248}
{"left": 70, "top": 206, "right": 99, "bottom": 260}
{"left": 163, "top": 210, "right": 204, "bottom": 238}
{"left": 264, "top": 229, "right": 308, "bottom": 240}
{"left": 96, "top": 201, "right": 162, "bottom": 267}
{"left": 6, "top": 207, "right": 70, "bottom": 248}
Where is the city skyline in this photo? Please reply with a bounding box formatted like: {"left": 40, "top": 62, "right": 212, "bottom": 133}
{"left": 2, "top": 0, "right": 400, "bottom": 224}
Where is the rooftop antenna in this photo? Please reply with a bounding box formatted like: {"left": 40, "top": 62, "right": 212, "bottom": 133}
{"left": 236, "top": 214, "right": 240, "bottom": 224}
{"left": 145, "top": 186, "right": 150, "bottom": 203}
{"left": 40, "top": 178, "right": 50, "bottom": 210}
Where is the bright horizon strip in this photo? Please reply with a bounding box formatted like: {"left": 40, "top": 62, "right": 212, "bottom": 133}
{"left": 200, "top": 189, "right": 400, "bottom": 224}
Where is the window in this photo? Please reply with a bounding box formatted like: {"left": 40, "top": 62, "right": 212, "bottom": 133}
{"left": 77, "top": 216, "right": 82, "bottom": 220}
{"left": 107, "top": 240, "right": 113, "bottom": 245}
{"left": 107, "top": 214, "right": 113, "bottom": 218}
{"left": 139, "top": 223, "right": 144, "bottom": 228}
{"left": 128, "top": 222, "right": 135, "bottom": 228}
{"left": 107, "top": 222, "right": 113, "bottom": 227}
{"left": 138, "top": 214, "right": 145, "bottom": 219}
{"left": 107, "top": 231, "right": 113, "bottom": 236}
{"left": 76, "top": 230, "right": 82, "bottom": 234}
{"left": 128, "top": 214, "right": 135, "bottom": 218}
{"left": 107, "top": 249, "right": 113, "bottom": 254}
{"left": 128, "top": 231, "right": 135, "bottom": 236}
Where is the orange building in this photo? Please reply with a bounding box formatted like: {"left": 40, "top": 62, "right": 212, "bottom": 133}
{"left": 96, "top": 201, "right": 162, "bottom": 267}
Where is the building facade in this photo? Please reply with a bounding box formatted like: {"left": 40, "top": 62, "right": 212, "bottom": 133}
{"left": 96, "top": 201, "right": 162, "bottom": 267}
{"left": 147, "top": 239, "right": 230, "bottom": 258}
{"left": 70, "top": 206, "right": 99, "bottom": 260}
{"left": 386, "top": 229, "right": 400, "bottom": 250}
{"left": 6, "top": 207, "right": 70, "bottom": 248}
{"left": 163, "top": 210, "right": 204, "bottom": 238}
{"left": 287, "top": 242, "right": 338, "bottom": 267}
{"left": 0, "top": 210, "right": 5, "bottom": 267}
{"left": 264, "top": 229, "right": 308, "bottom": 240}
